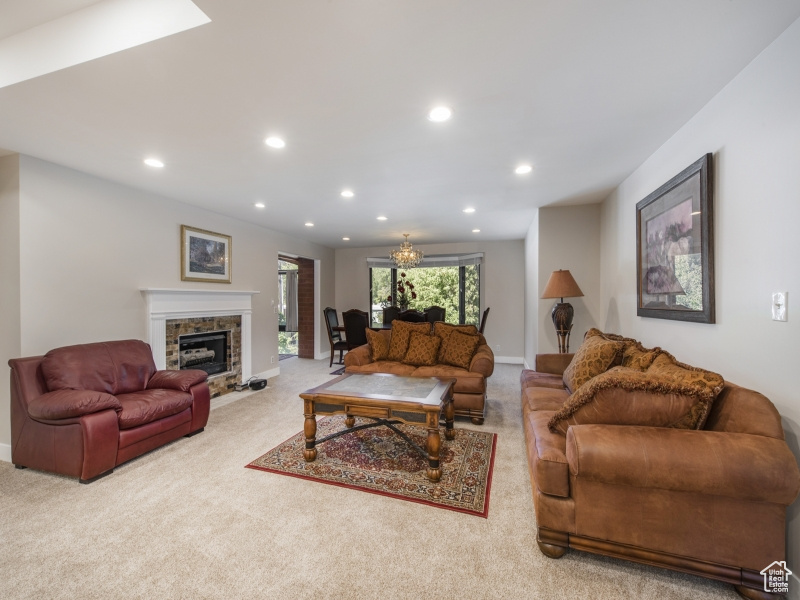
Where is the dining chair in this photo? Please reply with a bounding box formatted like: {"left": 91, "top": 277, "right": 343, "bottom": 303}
{"left": 398, "top": 309, "right": 427, "bottom": 323}
{"left": 324, "top": 307, "right": 348, "bottom": 367}
{"left": 383, "top": 305, "right": 401, "bottom": 325}
{"left": 424, "top": 305, "right": 446, "bottom": 323}
{"left": 342, "top": 309, "right": 370, "bottom": 350}
{"left": 479, "top": 307, "right": 490, "bottom": 334}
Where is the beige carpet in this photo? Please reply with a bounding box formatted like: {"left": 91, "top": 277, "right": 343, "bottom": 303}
{"left": 0, "top": 358, "right": 737, "bottom": 599}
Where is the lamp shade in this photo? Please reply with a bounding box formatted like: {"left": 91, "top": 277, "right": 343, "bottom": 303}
{"left": 541, "top": 269, "right": 584, "bottom": 300}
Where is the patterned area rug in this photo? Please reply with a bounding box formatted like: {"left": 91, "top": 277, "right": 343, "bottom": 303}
{"left": 329, "top": 366, "right": 346, "bottom": 375}
{"left": 247, "top": 415, "right": 497, "bottom": 517}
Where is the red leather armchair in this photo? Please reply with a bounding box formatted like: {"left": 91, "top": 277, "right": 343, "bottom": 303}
{"left": 9, "top": 339, "right": 210, "bottom": 483}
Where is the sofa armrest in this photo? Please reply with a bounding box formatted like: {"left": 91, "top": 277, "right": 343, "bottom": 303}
{"left": 147, "top": 369, "right": 207, "bottom": 392}
{"left": 535, "top": 354, "right": 573, "bottom": 375}
{"left": 470, "top": 344, "right": 494, "bottom": 378}
{"left": 27, "top": 389, "right": 121, "bottom": 421}
{"left": 344, "top": 344, "right": 372, "bottom": 368}
{"left": 566, "top": 424, "right": 800, "bottom": 505}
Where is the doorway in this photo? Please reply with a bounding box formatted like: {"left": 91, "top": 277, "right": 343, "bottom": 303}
{"left": 278, "top": 258, "right": 298, "bottom": 359}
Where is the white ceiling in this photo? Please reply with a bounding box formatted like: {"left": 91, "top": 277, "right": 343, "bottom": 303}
{"left": 1, "top": 0, "right": 799, "bottom": 248}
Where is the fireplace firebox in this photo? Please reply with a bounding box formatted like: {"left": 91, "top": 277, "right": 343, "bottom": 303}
{"left": 179, "top": 331, "right": 229, "bottom": 376}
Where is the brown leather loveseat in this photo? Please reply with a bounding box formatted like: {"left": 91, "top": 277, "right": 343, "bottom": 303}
{"left": 344, "top": 321, "right": 494, "bottom": 424}
{"left": 522, "top": 330, "right": 800, "bottom": 600}
{"left": 9, "top": 339, "right": 210, "bottom": 483}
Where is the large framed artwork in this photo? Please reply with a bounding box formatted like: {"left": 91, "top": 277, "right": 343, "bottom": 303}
{"left": 181, "top": 225, "right": 232, "bottom": 283}
{"left": 636, "top": 154, "right": 714, "bottom": 323}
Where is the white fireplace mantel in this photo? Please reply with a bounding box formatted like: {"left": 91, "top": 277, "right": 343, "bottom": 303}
{"left": 140, "top": 288, "right": 259, "bottom": 379}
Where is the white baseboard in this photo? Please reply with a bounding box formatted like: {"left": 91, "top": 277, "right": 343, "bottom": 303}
{"left": 256, "top": 367, "right": 280, "bottom": 380}
{"left": 0, "top": 442, "right": 11, "bottom": 463}
{"left": 317, "top": 351, "right": 330, "bottom": 361}
{"left": 495, "top": 356, "right": 524, "bottom": 365}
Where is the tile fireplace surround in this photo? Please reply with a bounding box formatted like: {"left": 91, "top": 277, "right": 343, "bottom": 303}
{"left": 141, "top": 289, "right": 259, "bottom": 397}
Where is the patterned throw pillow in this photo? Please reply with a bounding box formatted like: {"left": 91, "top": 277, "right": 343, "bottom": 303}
{"left": 562, "top": 332, "right": 624, "bottom": 393}
{"left": 402, "top": 331, "right": 441, "bottom": 367}
{"left": 433, "top": 322, "right": 487, "bottom": 361}
{"left": 387, "top": 320, "right": 432, "bottom": 362}
{"left": 439, "top": 329, "right": 481, "bottom": 370}
{"left": 365, "top": 328, "right": 389, "bottom": 361}
{"left": 621, "top": 344, "right": 662, "bottom": 371}
{"left": 646, "top": 352, "right": 725, "bottom": 424}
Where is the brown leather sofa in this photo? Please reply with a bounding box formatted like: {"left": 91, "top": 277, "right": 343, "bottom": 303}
{"left": 522, "top": 352, "right": 800, "bottom": 600}
{"left": 9, "top": 339, "right": 210, "bottom": 483}
{"left": 344, "top": 328, "right": 494, "bottom": 424}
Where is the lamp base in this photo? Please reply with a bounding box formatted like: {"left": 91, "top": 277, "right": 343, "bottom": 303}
{"left": 551, "top": 302, "right": 575, "bottom": 354}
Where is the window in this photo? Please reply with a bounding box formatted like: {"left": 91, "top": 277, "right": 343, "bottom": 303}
{"left": 368, "top": 255, "right": 481, "bottom": 326}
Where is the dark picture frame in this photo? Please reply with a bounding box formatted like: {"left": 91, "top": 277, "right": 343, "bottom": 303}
{"left": 636, "top": 154, "right": 714, "bottom": 323}
{"left": 181, "top": 225, "right": 232, "bottom": 283}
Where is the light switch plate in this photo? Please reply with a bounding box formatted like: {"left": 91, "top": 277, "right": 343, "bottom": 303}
{"left": 772, "top": 292, "right": 788, "bottom": 321}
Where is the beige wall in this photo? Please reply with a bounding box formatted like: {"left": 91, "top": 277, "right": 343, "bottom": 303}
{"left": 523, "top": 209, "right": 539, "bottom": 367}
{"left": 537, "top": 205, "right": 601, "bottom": 355}
{"left": 599, "top": 16, "right": 800, "bottom": 592}
{"left": 334, "top": 240, "right": 525, "bottom": 361}
{"left": 0, "top": 155, "right": 335, "bottom": 453}
{"left": 0, "top": 155, "right": 21, "bottom": 455}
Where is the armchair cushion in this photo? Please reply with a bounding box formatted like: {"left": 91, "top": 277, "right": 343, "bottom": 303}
{"left": 562, "top": 331, "right": 624, "bottom": 393}
{"left": 147, "top": 369, "right": 207, "bottom": 392}
{"left": 116, "top": 389, "right": 193, "bottom": 430}
{"left": 402, "top": 331, "right": 441, "bottom": 367}
{"left": 27, "top": 389, "right": 121, "bottom": 421}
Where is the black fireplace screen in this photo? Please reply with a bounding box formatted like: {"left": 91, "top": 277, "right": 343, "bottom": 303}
{"left": 179, "top": 331, "right": 229, "bottom": 376}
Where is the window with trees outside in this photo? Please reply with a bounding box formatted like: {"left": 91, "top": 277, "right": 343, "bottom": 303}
{"left": 368, "top": 254, "right": 481, "bottom": 327}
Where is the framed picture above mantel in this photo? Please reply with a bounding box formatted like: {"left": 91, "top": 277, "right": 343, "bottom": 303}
{"left": 636, "top": 153, "right": 714, "bottom": 323}
{"left": 181, "top": 225, "right": 232, "bottom": 283}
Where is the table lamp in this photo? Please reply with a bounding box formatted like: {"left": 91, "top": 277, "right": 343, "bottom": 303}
{"left": 541, "top": 269, "right": 584, "bottom": 353}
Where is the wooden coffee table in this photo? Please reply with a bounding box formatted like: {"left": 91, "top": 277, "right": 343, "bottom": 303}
{"left": 299, "top": 373, "right": 456, "bottom": 482}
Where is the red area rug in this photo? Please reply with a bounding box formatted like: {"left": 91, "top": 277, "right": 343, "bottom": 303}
{"left": 247, "top": 415, "right": 496, "bottom": 517}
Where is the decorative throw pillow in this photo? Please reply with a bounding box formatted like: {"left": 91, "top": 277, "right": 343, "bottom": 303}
{"left": 387, "top": 320, "right": 431, "bottom": 362}
{"left": 562, "top": 331, "right": 624, "bottom": 393}
{"left": 433, "top": 322, "right": 487, "bottom": 361}
{"left": 548, "top": 364, "right": 724, "bottom": 435}
{"left": 439, "top": 329, "right": 481, "bottom": 369}
{"left": 621, "top": 343, "right": 662, "bottom": 371}
{"left": 365, "top": 328, "right": 389, "bottom": 361}
{"left": 402, "top": 331, "right": 441, "bottom": 367}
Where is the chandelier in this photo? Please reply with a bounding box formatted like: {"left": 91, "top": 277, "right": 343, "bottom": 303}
{"left": 389, "top": 233, "right": 424, "bottom": 269}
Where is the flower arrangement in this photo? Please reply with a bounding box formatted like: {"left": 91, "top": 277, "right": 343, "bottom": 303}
{"left": 387, "top": 272, "right": 416, "bottom": 310}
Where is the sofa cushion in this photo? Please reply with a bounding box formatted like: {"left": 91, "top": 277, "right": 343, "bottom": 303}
{"left": 522, "top": 386, "right": 569, "bottom": 413}
{"left": 521, "top": 370, "right": 566, "bottom": 391}
{"left": 27, "top": 389, "right": 121, "bottom": 421}
{"left": 402, "top": 331, "right": 441, "bottom": 367}
{"left": 548, "top": 363, "right": 724, "bottom": 435}
{"left": 42, "top": 340, "right": 157, "bottom": 395}
{"left": 365, "top": 328, "right": 390, "bottom": 361}
{"left": 433, "top": 322, "right": 487, "bottom": 359}
{"left": 116, "top": 389, "right": 193, "bottom": 430}
{"left": 562, "top": 331, "right": 624, "bottom": 393}
{"left": 412, "top": 365, "right": 486, "bottom": 395}
{"left": 387, "top": 321, "right": 431, "bottom": 362}
{"left": 439, "top": 329, "right": 481, "bottom": 369}
{"left": 346, "top": 361, "right": 418, "bottom": 376}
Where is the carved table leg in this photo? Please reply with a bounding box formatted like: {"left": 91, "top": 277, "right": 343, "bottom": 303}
{"left": 426, "top": 414, "right": 442, "bottom": 482}
{"left": 444, "top": 396, "right": 455, "bottom": 441}
{"left": 303, "top": 400, "right": 317, "bottom": 462}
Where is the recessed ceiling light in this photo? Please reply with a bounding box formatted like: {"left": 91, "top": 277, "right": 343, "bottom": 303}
{"left": 341, "top": 189, "right": 354, "bottom": 198}
{"left": 342, "top": 237, "right": 350, "bottom": 241}
{"left": 144, "top": 158, "right": 164, "bottom": 168}
{"left": 305, "top": 222, "right": 314, "bottom": 227}
{"left": 472, "top": 229, "right": 481, "bottom": 233}
{"left": 254, "top": 202, "right": 265, "bottom": 209}
{"left": 376, "top": 216, "right": 388, "bottom": 221}
{"left": 428, "top": 106, "right": 452, "bottom": 122}
{"left": 463, "top": 207, "right": 476, "bottom": 214}
{"left": 265, "top": 136, "right": 286, "bottom": 149}
{"left": 515, "top": 164, "right": 532, "bottom": 175}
